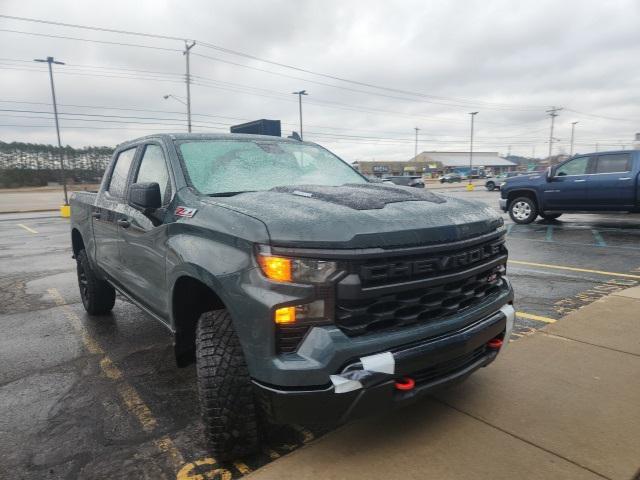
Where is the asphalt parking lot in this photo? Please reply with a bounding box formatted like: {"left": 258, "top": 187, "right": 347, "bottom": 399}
{"left": 1, "top": 189, "right": 639, "bottom": 479}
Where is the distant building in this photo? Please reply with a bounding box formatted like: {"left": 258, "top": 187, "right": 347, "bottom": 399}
{"left": 634, "top": 133, "right": 640, "bottom": 150}
{"left": 354, "top": 151, "right": 517, "bottom": 177}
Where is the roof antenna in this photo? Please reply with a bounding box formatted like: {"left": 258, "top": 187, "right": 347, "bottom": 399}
{"left": 288, "top": 131, "right": 302, "bottom": 141}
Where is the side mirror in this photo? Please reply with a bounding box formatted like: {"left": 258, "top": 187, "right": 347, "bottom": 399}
{"left": 546, "top": 167, "right": 554, "bottom": 181}
{"left": 129, "top": 182, "right": 161, "bottom": 211}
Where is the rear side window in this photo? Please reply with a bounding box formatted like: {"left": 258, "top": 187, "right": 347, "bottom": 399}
{"left": 135, "top": 144, "right": 172, "bottom": 205}
{"left": 556, "top": 157, "right": 590, "bottom": 176}
{"left": 108, "top": 148, "right": 136, "bottom": 197}
{"left": 595, "top": 153, "right": 631, "bottom": 174}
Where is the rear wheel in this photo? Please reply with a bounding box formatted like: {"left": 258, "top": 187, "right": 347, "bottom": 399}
{"left": 76, "top": 249, "right": 115, "bottom": 315}
{"left": 509, "top": 197, "right": 538, "bottom": 224}
{"left": 540, "top": 213, "right": 562, "bottom": 221}
{"left": 486, "top": 182, "right": 495, "bottom": 191}
{"left": 196, "top": 309, "right": 260, "bottom": 461}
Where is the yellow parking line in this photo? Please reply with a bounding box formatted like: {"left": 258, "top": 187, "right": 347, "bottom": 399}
{"left": 509, "top": 260, "right": 640, "bottom": 280}
{"left": 233, "top": 462, "right": 252, "bottom": 475}
{"left": 17, "top": 223, "right": 38, "bottom": 234}
{"left": 516, "top": 311, "right": 556, "bottom": 324}
{"left": 47, "top": 288, "right": 190, "bottom": 475}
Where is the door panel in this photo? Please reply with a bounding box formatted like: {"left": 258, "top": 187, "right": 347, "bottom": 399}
{"left": 93, "top": 147, "right": 137, "bottom": 280}
{"left": 543, "top": 156, "right": 592, "bottom": 209}
{"left": 118, "top": 143, "right": 173, "bottom": 319}
{"left": 587, "top": 153, "right": 635, "bottom": 208}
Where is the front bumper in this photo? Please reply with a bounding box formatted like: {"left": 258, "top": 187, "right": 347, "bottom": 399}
{"left": 499, "top": 198, "right": 508, "bottom": 211}
{"left": 254, "top": 304, "right": 515, "bottom": 425}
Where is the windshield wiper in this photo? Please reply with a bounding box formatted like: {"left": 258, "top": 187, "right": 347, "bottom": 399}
{"left": 207, "top": 191, "right": 253, "bottom": 197}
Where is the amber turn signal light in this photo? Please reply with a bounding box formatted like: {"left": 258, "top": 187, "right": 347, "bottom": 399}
{"left": 274, "top": 306, "right": 296, "bottom": 324}
{"left": 258, "top": 255, "right": 292, "bottom": 282}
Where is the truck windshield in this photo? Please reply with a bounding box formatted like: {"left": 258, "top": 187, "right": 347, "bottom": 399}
{"left": 177, "top": 139, "right": 367, "bottom": 195}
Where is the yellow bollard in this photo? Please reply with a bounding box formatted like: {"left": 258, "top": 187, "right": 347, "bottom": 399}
{"left": 60, "top": 204, "right": 71, "bottom": 218}
{"left": 466, "top": 183, "right": 475, "bottom": 191}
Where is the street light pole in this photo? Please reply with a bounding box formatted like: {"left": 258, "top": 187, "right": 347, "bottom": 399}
{"left": 569, "top": 121, "right": 578, "bottom": 157}
{"left": 414, "top": 127, "right": 420, "bottom": 160}
{"left": 292, "top": 90, "right": 308, "bottom": 140}
{"left": 184, "top": 41, "right": 196, "bottom": 133}
{"left": 34, "top": 56, "right": 67, "bottom": 205}
{"left": 468, "top": 112, "right": 478, "bottom": 188}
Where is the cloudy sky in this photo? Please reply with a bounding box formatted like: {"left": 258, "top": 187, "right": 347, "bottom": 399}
{"left": 1, "top": 0, "right": 638, "bottom": 161}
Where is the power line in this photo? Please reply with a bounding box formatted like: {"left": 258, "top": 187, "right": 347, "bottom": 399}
{"left": 1, "top": 14, "right": 636, "bottom": 125}
{"left": 0, "top": 28, "right": 181, "bottom": 52}
{"left": 0, "top": 15, "right": 545, "bottom": 111}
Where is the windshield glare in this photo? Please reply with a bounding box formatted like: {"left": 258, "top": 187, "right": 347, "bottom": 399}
{"left": 177, "top": 140, "right": 366, "bottom": 195}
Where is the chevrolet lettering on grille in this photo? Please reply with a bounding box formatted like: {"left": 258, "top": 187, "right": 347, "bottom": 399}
{"left": 360, "top": 241, "right": 505, "bottom": 282}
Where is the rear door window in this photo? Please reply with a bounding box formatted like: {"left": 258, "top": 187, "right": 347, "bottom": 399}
{"left": 108, "top": 148, "right": 137, "bottom": 197}
{"left": 594, "top": 153, "right": 631, "bottom": 174}
{"left": 135, "top": 144, "right": 172, "bottom": 205}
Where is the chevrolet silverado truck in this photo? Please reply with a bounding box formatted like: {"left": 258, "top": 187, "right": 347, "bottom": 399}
{"left": 500, "top": 150, "right": 640, "bottom": 224}
{"left": 70, "top": 133, "right": 514, "bottom": 460}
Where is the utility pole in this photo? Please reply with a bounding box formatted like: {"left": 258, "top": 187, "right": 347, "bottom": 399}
{"left": 414, "top": 127, "right": 420, "bottom": 160}
{"left": 34, "top": 56, "right": 68, "bottom": 205}
{"left": 184, "top": 41, "right": 196, "bottom": 133}
{"left": 546, "top": 106, "right": 562, "bottom": 160}
{"left": 569, "top": 121, "right": 578, "bottom": 157}
{"left": 292, "top": 90, "right": 308, "bottom": 140}
{"left": 468, "top": 112, "right": 478, "bottom": 190}
{"left": 507, "top": 145, "right": 512, "bottom": 157}
{"left": 532, "top": 146, "right": 536, "bottom": 158}
{"left": 595, "top": 143, "right": 599, "bottom": 152}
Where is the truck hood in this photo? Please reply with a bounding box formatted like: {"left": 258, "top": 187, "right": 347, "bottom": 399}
{"left": 202, "top": 184, "right": 502, "bottom": 249}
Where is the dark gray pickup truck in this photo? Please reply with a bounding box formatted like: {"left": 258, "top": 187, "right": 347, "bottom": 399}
{"left": 70, "top": 133, "right": 514, "bottom": 460}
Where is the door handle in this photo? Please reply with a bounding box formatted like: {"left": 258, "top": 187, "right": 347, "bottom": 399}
{"left": 117, "top": 218, "right": 131, "bottom": 228}
{"left": 618, "top": 177, "right": 632, "bottom": 181}
{"left": 573, "top": 179, "right": 586, "bottom": 182}
{"left": 91, "top": 211, "right": 101, "bottom": 219}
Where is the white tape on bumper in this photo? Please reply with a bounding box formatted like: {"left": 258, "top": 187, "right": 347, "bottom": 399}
{"left": 360, "top": 351, "right": 395, "bottom": 374}
{"left": 330, "top": 375, "right": 363, "bottom": 394}
{"left": 500, "top": 303, "right": 515, "bottom": 347}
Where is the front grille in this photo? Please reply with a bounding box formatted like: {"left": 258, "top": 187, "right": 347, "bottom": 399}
{"left": 356, "top": 238, "right": 506, "bottom": 287}
{"left": 336, "top": 265, "right": 505, "bottom": 336}
{"left": 410, "top": 345, "right": 488, "bottom": 386}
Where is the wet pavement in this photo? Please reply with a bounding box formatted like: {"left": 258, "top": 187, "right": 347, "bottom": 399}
{"left": 1, "top": 194, "right": 639, "bottom": 479}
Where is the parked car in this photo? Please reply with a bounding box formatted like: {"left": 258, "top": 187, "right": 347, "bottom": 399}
{"left": 499, "top": 150, "right": 640, "bottom": 224}
{"left": 70, "top": 133, "right": 514, "bottom": 460}
{"left": 485, "top": 172, "right": 521, "bottom": 191}
{"left": 439, "top": 173, "right": 462, "bottom": 183}
{"left": 384, "top": 175, "right": 425, "bottom": 188}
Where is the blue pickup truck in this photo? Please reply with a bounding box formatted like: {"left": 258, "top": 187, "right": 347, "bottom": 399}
{"left": 499, "top": 150, "right": 640, "bottom": 224}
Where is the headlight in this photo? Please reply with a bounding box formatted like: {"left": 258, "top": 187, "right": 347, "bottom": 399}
{"left": 257, "top": 251, "right": 337, "bottom": 283}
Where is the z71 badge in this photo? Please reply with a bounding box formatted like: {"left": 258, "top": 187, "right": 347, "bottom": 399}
{"left": 175, "top": 206, "right": 197, "bottom": 218}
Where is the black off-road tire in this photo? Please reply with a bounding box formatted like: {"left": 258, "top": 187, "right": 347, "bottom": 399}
{"left": 196, "top": 310, "right": 259, "bottom": 461}
{"left": 486, "top": 181, "right": 496, "bottom": 191}
{"left": 76, "top": 249, "right": 115, "bottom": 315}
{"left": 508, "top": 196, "right": 538, "bottom": 224}
{"left": 540, "top": 213, "right": 562, "bottom": 221}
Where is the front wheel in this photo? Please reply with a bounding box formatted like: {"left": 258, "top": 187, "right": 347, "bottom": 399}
{"left": 196, "top": 310, "right": 260, "bottom": 461}
{"left": 540, "top": 213, "right": 562, "bottom": 221}
{"left": 486, "top": 182, "right": 495, "bottom": 191}
{"left": 509, "top": 197, "right": 538, "bottom": 224}
{"left": 76, "top": 249, "right": 115, "bottom": 315}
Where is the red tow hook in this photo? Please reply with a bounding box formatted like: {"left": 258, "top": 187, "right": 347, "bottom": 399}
{"left": 487, "top": 338, "right": 504, "bottom": 350}
{"left": 395, "top": 376, "right": 415, "bottom": 391}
